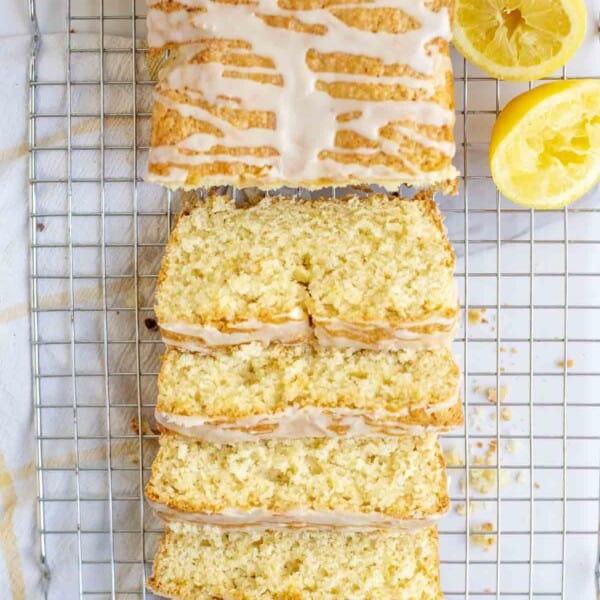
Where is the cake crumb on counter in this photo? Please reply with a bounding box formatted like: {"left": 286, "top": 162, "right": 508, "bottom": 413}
{"left": 456, "top": 501, "right": 477, "bottom": 516}
{"left": 557, "top": 358, "right": 574, "bottom": 369}
{"left": 471, "top": 522, "right": 495, "bottom": 550}
{"left": 469, "top": 440, "right": 510, "bottom": 494}
{"left": 468, "top": 307, "right": 487, "bottom": 325}
{"left": 487, "top": 385, "right": 509, "bottom": 404}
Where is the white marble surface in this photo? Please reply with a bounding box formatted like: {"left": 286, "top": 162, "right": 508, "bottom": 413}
{"left": 0, "top": 1, "right": 599, "bottom": 598}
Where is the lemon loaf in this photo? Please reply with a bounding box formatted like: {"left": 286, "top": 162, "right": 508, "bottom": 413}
{"left": 145, "top": 0, "right": 457, "bottom": 191}
{"left": 155, "top": 193, "right": 458, "bottom": 352}
{"left": 145, "top": 434, "right": 449, "bottom": 528}
{"left": 156, "top": 344, "right": 463, "bottom": 442}
{"left": 148, "top": 523, "right": 443, "bottom": 600}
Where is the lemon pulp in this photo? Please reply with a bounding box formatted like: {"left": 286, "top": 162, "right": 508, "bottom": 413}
{"left": 453, "top": 0, "right": 587, "bottom": 81}
{"left": 490, "top": 80, "right": 600, "bottom": 208}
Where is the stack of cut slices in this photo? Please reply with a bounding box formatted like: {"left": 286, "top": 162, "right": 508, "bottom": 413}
{"left": 144, "top": 1, "right": 461, "bottom": 598}
{"left": 146, "top": 194, "right": 463, "bottom": 599}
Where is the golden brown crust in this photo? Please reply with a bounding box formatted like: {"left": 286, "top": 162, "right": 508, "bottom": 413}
{"left": 152, "top": 172, "right": 459, "bottom": 193}
{"left": 279, "top": 0, "right": 373, "bottom": 8}
{"left": 189, "top": 47, "right": 275, "bottom": 69}
{"left": 154, "top": 88, "right": 277, "bottom": 135}
{"left": 413, "top": 189, "right": 457, "bottom": 269}
{"left": 146, "top": 528, "right": 174, "bottom": 597}
{"left": 305, "top": 50, "right": 430, "bottom": 79}
{"left": 329, "top": 7, "right": 421, "bottom": 34}
{"left": 255, "top": 13, "right": 328, "bottom": 35}
{"left": 425, "top": 0, "right": 455, "bottom": 20}
{"left": 151, "top": 1, "right": 207, "bottom": 13}
{"left": 148, "top": 161, "right": 274, "bottom": 188}
{"left": 378, "top": 127, "right": 451, "bottom": 173}
{"left": 150, "top": 104, "right": 223, "bottom": 147}
{"left": 410, "top": 400, "right": 464, "bottom": 430}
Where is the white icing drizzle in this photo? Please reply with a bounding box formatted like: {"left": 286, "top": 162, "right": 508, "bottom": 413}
{"left": 161, "top": 314, "right": 310, "bottom": 349}
{"left": 155, "top": 394, "right": 461, "bottom": 442}
{"left": 160, "top": 311, "right": 458, "bottom": 351}
{"left": 146, "top": 0, "right": 457, "bottom": 186}
{"left": 149, "top": 500, "right": 447, "bottom": 530}
{"left": 315, "top": 313, "right": 459, "bottom": 331}
{"left": 313, "top": 313, "right": 459, "bottom": 350}
{"left": 151, "top": 144, "right": 280, "bottom": 168}
{"left": 313, "top": 326, "right": 456, "bottom": 351}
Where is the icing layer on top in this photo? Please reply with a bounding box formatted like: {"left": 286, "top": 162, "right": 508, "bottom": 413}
{"left": 146, "top": 0, "right": 457, "bottom": 187}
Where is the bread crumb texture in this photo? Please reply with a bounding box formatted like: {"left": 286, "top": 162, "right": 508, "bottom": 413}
{"left": 468, "top": 440, "right": 510, "bottom": 495}
{"left": 467, "top": 307, "right": 487, "bottom": 325}
{"left": 145, "top": 434, "right": 448, "bottom": 519}
{"left": 485, "top": 385, "right": 509, "bottom": 404}
{"left": 471, "top": 522, "right": 495, "bottom": 551}
{"left": 455, "top": 501, "right": 477, "bottom": 516}
{"left": 447, "top": 439, "right": 515, "bottom": 497}
{"left": 155, "top": 194, "right": 457, "bottom": 327}
{"left": 158, "top": 344, "right": 460, "bottom": 418}
{"left": 148, "top": 523, "right": 443, "bottom": 600}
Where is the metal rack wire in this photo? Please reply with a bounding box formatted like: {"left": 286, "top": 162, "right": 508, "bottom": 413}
{"left": 28, "top": 0, "right": 600, "bottom": 598}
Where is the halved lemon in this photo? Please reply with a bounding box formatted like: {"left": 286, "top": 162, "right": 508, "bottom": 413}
{"left": 489, "top": 80, "right": 600, "bottom": 209}
{"left": 453, "top": 0, "right": 587, "bottom": 81}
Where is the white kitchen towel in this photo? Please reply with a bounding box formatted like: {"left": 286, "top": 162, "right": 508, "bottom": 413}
{"left": 1, "top": 26, "right": 166, "bottom": 599}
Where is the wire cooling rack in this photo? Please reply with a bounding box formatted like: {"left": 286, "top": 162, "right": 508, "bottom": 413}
{"left": 27, "top": 1, "right": 600, "bottom": 598}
